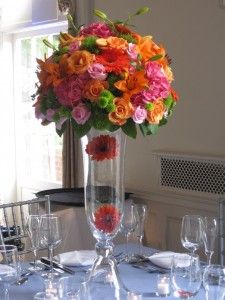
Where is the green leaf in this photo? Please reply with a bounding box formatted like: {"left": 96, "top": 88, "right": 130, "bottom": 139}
{"left": 149, "top": 54, "right": 163, "bottom": 61}
{"left": 71, "top": 119, "right": 91, "bottom": 138}
{"left": 139, "top": 122, "right": 159, "bottom": 136}
{"left": 94, "top": 9, "right": 107, "bottom": 20}
{"left": 56, "top": 121, "right": 67, "bottom": 137}
{"left": 122, "top": 119, "right": 137, "bottom": 138}
{"left": 108, "top": 124, "right": 120, "bottom": 132}
{"left": 135, "top": 7, "right": 150, "bottom": 15}
{"left": 149, "top": 124, "right": 159, "bottom": 134}
{"left": 43, "top": 39, "right": 56, "bottom": 50}
{"left": 139, "top": 123, "right": 152, "bottom": 136}
{"left": 164, "top": 94, "right": 174, "bottom": 109}
{"left": 159, "top": 118, "right": 168, "bottom": 126}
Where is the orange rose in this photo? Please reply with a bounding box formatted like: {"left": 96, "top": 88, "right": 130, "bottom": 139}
{"left": 106, "top": 37, "right": 128, "bottom": 50}
{"left": 147, "top": 100, "right": 166, "bottom": 124}
{"left": 82, "top": 79, "right": 108, "bottom": 101}
{"left": 108, "top": 98, "right": 134, "bottom": 125}
{"left": 59, "top": 51, "right": 94, "bottom": 76}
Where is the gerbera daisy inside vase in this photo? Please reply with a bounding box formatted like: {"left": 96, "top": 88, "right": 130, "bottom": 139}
{"left": 81, "top": 127, "right": 126, "bottom": 290}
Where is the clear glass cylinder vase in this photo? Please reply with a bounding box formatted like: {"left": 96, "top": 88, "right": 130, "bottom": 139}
{"left": 81, "top": 128, "right": 126, "bottom": 291}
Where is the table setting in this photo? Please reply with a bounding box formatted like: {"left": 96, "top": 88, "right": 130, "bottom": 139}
{"left": 0, "top": 209, "right": 222, "bottom": 300}
{"left": 0, "top": 2, "right": 223, "bottom": 300}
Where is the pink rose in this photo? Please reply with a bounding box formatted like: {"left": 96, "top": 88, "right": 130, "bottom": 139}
{"left": 88, "top": 63, "right": 107, "bottom": 80}
{"left": 72, "top": 103, "right": 91, "bottom": 125}
{"left": 54, "top": 74, "right": 89, "bottom": 107}
{"left": 127, "top": 43, "right": 138, "bottom": 60}
{"left": 132, "top": 106, "right": 147, "bottom": 124}
{"left": 79, "top": 22, "right": 114, "bottom": 38}
{"left": 69, "top": 40, "right": 81, "bottom": 53}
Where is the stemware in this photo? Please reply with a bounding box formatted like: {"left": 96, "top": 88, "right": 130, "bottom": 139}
{"left": 120, "top": 203, "right": 137, "bottom": 262}
{"left": 39, "top": 214, "right": 62, "bottom": 278}
{"left": 26, "top": 214, "right": 42, "bottom": 272}
{"left": 203, "top": 264, "right": 225, "bottom": 300}
{"left": 202, "top": 216, "right": 217, "bottom": 265}
{"left": 171, "top": 253, "right": 202, "bottom": 299}
{"left": 180, "top": 215, "right": 203, "bottom": 254}
{"left": 0, "top": 245, "right": 19, "bottom": 300}
{"left": 133, "top": 203, "right": 147, "bottom": 258}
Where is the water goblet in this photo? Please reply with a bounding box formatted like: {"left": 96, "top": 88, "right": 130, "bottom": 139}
{"left": 171, "top": 253, "right": 202, "bottom": 299}
{"left": 202, "top": 216, "right": 217, "bottom": 265}
{"left": 120, "top": 203, "right": 137, "bottom": 262}
{"left": 203, "top": 264, "right": 225, "bottom": 300}
{"left": 0, "top": 245, "right": 19, "bottom": 300}
{"left": 134, "top": 203, "right": 147, "bottom": 258}
{"left": 180, "top": 215, "right": 203, "bottom": 255}
{"left": 39, "top": 214, "right": 62, "bottom": 278}
{"left": 26, "top": 214, "right": 43, "bottom": 272}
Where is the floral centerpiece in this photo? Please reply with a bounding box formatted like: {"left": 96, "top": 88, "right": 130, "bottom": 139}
{"left": 33, "top": 7, "right": 178, "bottom": 139}
{"left": 33, "top": 8, "right": 179, "bottom": 291}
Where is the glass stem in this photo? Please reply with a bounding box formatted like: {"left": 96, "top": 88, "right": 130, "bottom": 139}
{"left": 138, "top": 236, "right": 143, "bottom": 256}
{"left": 49, "top": 246, "right": 54, "bottom": 273}
{"left": 206, "top": 252, "right": 213, "bottom": 265}
{"left": 126, "top": 233, "right": 130, "bottom": 259}
{"left": 4, "top": 284, "right": 9, "bottom": 300}
{"left": 33, "top": 249, "right": 37, "bottom": 268}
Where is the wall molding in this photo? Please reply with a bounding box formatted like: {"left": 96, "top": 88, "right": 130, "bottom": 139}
{"left": 130, "top": 188, "right": 221, "bottom": 213}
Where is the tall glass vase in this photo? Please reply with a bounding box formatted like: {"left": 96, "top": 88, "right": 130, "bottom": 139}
{"left": 81, "top": 128, "right": 126, "bottom": 292}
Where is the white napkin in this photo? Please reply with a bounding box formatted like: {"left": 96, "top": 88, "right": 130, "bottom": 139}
{"left": 149, "top": 251, "right": 190, "bottom": 269}
{"left": 55, "top": 250, "right": 96, "bottom": 267}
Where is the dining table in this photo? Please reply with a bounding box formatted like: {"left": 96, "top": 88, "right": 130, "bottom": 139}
{"left": 0, "top": 243, "right": 207, "bottom": 300}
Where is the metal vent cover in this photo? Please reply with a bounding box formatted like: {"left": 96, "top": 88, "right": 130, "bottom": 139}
{"left": 155, "top": 153, "right": 225, "bottom": 195}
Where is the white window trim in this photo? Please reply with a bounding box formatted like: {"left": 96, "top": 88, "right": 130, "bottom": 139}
{"left": 8, "top": 22, "right": 67, "bottom": 201}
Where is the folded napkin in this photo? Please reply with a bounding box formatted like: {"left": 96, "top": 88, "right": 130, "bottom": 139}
{"left": 55, "top": 250, "right": 96, "bottom": 267}
{"left": 149, "top": 251, "right": 190, "bottom": 269}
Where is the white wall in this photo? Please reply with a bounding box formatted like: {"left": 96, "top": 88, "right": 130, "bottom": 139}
{"left": 95, "top": 0, "right": 225, "bottom": 193}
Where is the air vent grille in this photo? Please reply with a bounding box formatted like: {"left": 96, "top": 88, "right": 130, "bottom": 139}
{"left": 159, "top": 155, "right": 225, "bottom": 195}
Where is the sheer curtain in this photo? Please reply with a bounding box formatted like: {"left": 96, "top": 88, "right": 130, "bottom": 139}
{"left": 0, "top": 32, "right": 17, "bottom": 204}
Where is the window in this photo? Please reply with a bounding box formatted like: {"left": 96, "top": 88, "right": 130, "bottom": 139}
{"left": 13, "top": 25, "right": 67, "bottom": 198}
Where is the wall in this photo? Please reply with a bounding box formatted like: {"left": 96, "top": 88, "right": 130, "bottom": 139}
{"left": 94, "top": 0, "right": 225, "bottom": 193}
{"left": 94, "top": 0, "right": 225, "bottom": 257}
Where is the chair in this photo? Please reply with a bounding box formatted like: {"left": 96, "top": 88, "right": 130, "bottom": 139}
{"left": 218, "top": 197, "right": 225, "bottom": 265}
{"left": 0, "top": 196, "right": 51, "bottom": 255}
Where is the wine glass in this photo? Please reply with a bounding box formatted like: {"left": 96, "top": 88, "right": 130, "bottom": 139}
{"left": 203, "top": 264, "right": 225, "bottom": 300}
{"left": 171, "top": 253, "right": 202, "bottom": 299}
{"left": 180, "top": 215, "right": 203, "bottom": 254}
{"left": 133, "top": 203, "right": 147, "bottom": 259}
{"left": 0, "top": 245, "right": 19, "bottom": 300}
{"left": 26, "top": 215, "right": 43, "bottom": 272}
{"left": 202, "top": 216, "right": 217, "bottom": 265}
{"left": 120, "top": 203, "right": 137, "bottom": 262}
{"left": 39, "top": 214, "right": 62, "bottom": 278}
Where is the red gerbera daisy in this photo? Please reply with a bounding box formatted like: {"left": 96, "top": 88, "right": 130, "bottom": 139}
{"left": 95, "top": 48, "right": 130, "bottom": 74}
{"left": 94, "top": 204, "right": 120, "bottom": 233}
{"left": 85, "top": 135, "right": 118, "bottom": 161}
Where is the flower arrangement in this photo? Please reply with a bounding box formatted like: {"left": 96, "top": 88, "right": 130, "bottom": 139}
{"left": 33, "top": 7, "right": 179, "bottom": 138}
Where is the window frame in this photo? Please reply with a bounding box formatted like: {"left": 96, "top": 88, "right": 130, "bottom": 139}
{"left": 12, "top": 22, "right": 67, "bottom": 201}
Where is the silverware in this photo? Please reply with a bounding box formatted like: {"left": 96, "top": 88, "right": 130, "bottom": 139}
{"left": 15, "top": 272, "right": 33, "bottom": 286}
{"left": 132, "top": 264, "right": 168, "bottom": 274}
{"left": 40, "top": 257, "right": 75, "bottom": 274}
